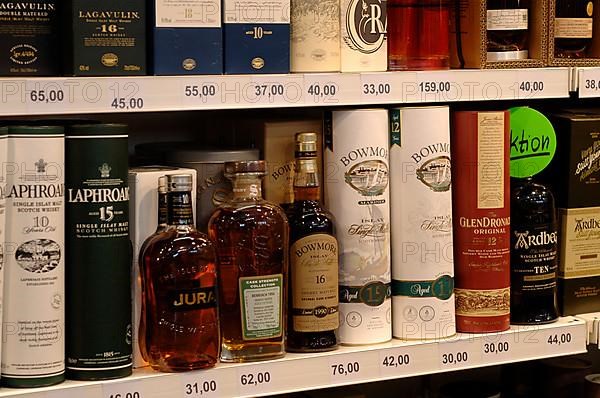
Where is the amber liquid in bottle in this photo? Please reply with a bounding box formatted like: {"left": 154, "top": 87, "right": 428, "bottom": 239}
{"left": 388, "top": 0, "right": 450, "bottom": 70}
{"left": 208, "top": 161, "right": 289, "bottom": 362}
{"left": 141, "top": 175, "right": 219, "bottom": 371}
{"left": 286, "top": 133, "right": 339, "bottom": 352}
{"left": 487, "top": 0, "right": 530, "bottom": 61}
{"left": 555, "top": 0, "right": 594, "bottom": 58}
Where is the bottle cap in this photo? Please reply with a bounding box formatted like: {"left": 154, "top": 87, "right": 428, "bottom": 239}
{"left": 166, "top": 174, "right": 193, "bottom": 192}
{"left": 158, "top": 175, "right": 168, "bottom": 194}
{"left": 295, "top": 132, "right": 318, "bottom": 155}
{"left": 224, "top": 160, "right": 266, "bottom": 175}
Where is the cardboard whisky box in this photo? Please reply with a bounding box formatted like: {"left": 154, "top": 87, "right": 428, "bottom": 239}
{"left": 0, "top": 0, "right": 59, "bottom": 76}
{"left": 543, "top": 112, "right": 600, "bottom": 209}
{"left": 260, "top": 119, "right": 323, "bottom": 207}
{"left": 558, "top": 207, "right": 600, "bottom": 315}
{"left": 450, "top": 0, "right": 547, "bottom": 69}
{"left": 63, "top": 0, "right": 146, "bottom": 76}
{"left": 548, "top": 0, "right": 600, "bottom": 67}
{"left": 340, "top": 0, "right": 387, "bottom": 72}
{"left": 151, "top": 0, "right": 222, "bottom": 75}
{"left": 128, "top": 166, "right": 197, "bottom": 368}
{"left": 223, "top": 0, "right": 290, "bottom": 74}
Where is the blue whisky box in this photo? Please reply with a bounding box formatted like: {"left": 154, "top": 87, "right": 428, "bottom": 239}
{"left": 152, "top": 0, "right": 222, "bottom": 75}
{"left": 223, "top": 0, "right": 290, "bottom": 74}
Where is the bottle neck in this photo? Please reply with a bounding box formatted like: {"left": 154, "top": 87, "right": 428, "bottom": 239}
{"left": 157, "top": 191, "right": 168, "bottom": 230}
{"left": 293, "top": 157, "right": 320, "bottom": 202}
{"left": 167, "top": 191, "right": 195, "bottom": 226}
{"left": 231, "top": 174, "right": 263, "bottom": 200}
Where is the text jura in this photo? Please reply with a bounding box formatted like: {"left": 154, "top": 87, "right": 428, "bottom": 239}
{"left": 340, "top": 146, "right": 388, "bottom": 167}
{"left": 514, "top": 230, "right": 558, "bottom": 250}
{"left": 173, "top": 291, "right": 216, "bottom": 307}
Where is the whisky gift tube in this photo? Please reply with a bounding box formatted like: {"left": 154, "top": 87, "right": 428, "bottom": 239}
{"left": 324, "top": 109, "right": 392, "bottom": 344}
{"left": 390, "top": 106, "right": 455, "bottom": 340}
{"left": 451, "top": 111, "right": 511, "bottom": 333}
{"left": 2, "top": 126, "right": 65, "bottom": 387}
{"left": 66, "top": 124, "right": 132, "bottom": 380}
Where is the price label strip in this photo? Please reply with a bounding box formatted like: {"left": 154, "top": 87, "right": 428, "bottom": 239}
{"left": 180, "top": 75, "right": 251, "bottom": 109}
{"left": 438, "top": 336, "right": 481, "bottom": 371}
{"left": 579, "top": 68, "right": 600, "bottom": 98}
{"left": 180, "top": 367, "right": 236, "bottom": 398}
{"left": 328, "top": 351, "right": 379, "bottom": 385}
{"left": 304, "top": 73, "right": 361, "bottom": 105}
{"left": 379, "top": 343, "right": 438, "bottom": 378}
{"left": 47, "top": 385, "right": 103, "bottom": 398}
{"left": 413, "top": 71, "right": 461, "bottom": 103}
{"left": 25, "top": 78, "right": 70, "bottom": 114}
{"left": 236, "top": 362, "right": 282, "bottom": 397}
{"left": 249, "top": 75, "right": 304, "bottom": 107}
{"left": 480, "top": 333, "right": 519, "bottom": 365}
{"left": 360, "top": 72, "right": 415, "bottom": 103}
{"left": 103, "top": 80, "right": 147, "bottom": 113}
{"left": 103, "top": 379, "right": 150, "bottom": 398}
{"left": 516, "top": 68, "right": 569, "bottom": 99}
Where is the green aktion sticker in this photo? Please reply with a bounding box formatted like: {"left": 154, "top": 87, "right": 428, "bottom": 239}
{"left": 509, "top": 107, "right": 557, "bottom": 178}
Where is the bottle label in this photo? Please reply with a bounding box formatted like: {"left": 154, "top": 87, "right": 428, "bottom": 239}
{"left": 559, "top": 208, "right": 600, "bottom": 277}
{"left": 291, "top": 234, "right": 339, "bottom": 332}
{"left": 487, "top": 9, "right": 528, "bottom": 31}
{"left": 555, "top": 18, "right": 593, "bottom": 39}
{"left": 339, "top": 281, "right": 392, "bottom": 306}
{"left": 167, "top": 191, "right": 194, "bottom": 225}
{"left": 454, "top": 287, "right": 510, "bottom": 317}
{"left": 156, "top": 0, "right": 221, "bottom": 28}
{"left": 239, "top": 274, "right": 283, "bottom": 340}
{"left": 392, "top": 276, "right": 454, "bottom": 300}
{"left": 169, "top": 287, "right": 217, "bottom": 310}
{"left": 512, "top": 226, "right": 558, "bottom": 293}
{"left": 477, "top": 113, "right": 506, "bottom": 209}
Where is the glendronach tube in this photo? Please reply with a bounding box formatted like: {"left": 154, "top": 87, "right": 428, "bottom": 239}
{"left": 65, "top": 124, "right": 132, "bottom": 380}
{"left": 3, "top": 125, "right": 65, "bottom": 387}
{"left": 451, "top": 110, "right": 511, "bottom": 333}
{"left": 324, "top": 109, "right": 392, "bottom": 345}
{"left": 389, "top": 106, "right": 455, "bottom": 341}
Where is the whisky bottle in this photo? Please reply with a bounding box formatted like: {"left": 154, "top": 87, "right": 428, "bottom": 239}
{"left": 388, "top": 0, "right": 450, "bottom": 70}
{"left": 555, "top": 0, "right": 594, "bottom": 58}
{"left": 487, "top": 0, "right": 529, "bottom": 61}
{"left": 141, "top": 174, "right": 218, "bottom": 371}
{"left": 286, "top": 132, "right": 339, "bottom": 352}
{"left": 3, "top": 126, "right": 65, "bottom": 387}
{"left": 66, "top": 124, "right": 132, "bottom": 380}
{"left": 137, "top": 175, "right": 168, "bottom": 363}
{"left": 510, "top": 178, "right": 559, "bottom": 324}
{"left": 208, "top": 161, "right": 288, "bottom": 362}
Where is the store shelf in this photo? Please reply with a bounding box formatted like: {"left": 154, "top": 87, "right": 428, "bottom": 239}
{"left": 0, "top": 317, "right": 586, "bottom": 398}
{"left": 576, "top": 67, "right": 600, "bottom": 97}
{"left": 577, "top": 312, "right": 600, "bottom": 346}
{"left": 0, "top": 68, "right": 571, "bottom": 116}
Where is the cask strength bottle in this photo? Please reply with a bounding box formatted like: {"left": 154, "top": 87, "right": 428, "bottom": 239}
{"left": 2, "top": 126, "right": 65, "bottom": 387}
{"left": 388, "top": 0, "right": 450, "bottom": 70}
{"left": 554, "top": 0, "right": 594, "bottom": 58}
{"left": 140, "top": 175, "right": 218, "bottom": 371}
{"left": 208, "top": 161, "right": 288, "bottom": 362}
{"left": 66, "top": 124, "right": 132, "bottom": 380}
{"left": 324, "top": 109, "right": 392, "bottom": 345}
{"left": 452, "top": 111, "right": 511, "bottom": 333}
{"left": 510, "top": 178, "right": 559, "bottom": 324}
{"left": 286, "top": 132, "right": 339, "bottom": 352}
{"left": 487, "top": 0, "right": 529, "bottom": 61}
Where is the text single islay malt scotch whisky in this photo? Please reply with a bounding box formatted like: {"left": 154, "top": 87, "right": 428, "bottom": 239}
{"left": 452, "top": 111, "right": 511, "bottom": 333}
{"left": 487, "top": 0, "right": 529, "bottom": 61}
{"left": 510, "top": 178, "right": 558, "bottom": 325}
{"left": 66, "top": 124, "right": 132, "bottom": 380}
{"left": 286, "top": 132, "right": 339, "bottom": 352}
{"left": 0, "top": 0, "right": 59, "bottom": 76}
{"left": 324, "top": 109, "right": 392, "bottom": 345}
{"left": 388, "top": 0, "right": 450, "bottom": 70}
{"left": 390, "top": 107, "right": 455, "bottom": 341}
{"left": 555, "top": 0, "right": 594, "bottom": 58}
{"left": 208, "top": 161, "right": 288, "bottom": 362}
{"left": 141, "top": 174, "right": 218, "bottom": 371}
{"left": 3, "top": 126, "right": 65, "bottom": 388}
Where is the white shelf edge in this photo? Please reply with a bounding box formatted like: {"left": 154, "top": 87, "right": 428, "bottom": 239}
{"left": 0, "top": 68, "right": 571, "bottom": 116}
{"left": 0, "top": 316, "right": 587, "bottom": 398}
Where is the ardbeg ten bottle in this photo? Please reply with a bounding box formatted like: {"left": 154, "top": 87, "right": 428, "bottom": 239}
{"left": 66, "top": 124, "right": 132, "bottom": 380}
{"left": 141, "top": 175, "right": 218, "bottom": 371}
{"left": 510, "top": 178, "right": 559, "bottom": 324}
{"left": 286, "top": 132, "right": 339, "bottom": 352}
{"left": 3, "top": 126, "right": 65, "bottom": 387}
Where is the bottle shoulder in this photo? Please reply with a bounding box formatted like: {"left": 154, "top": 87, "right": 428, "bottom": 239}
{"left": 142, "top": 228, "right": 216, "bottom": 257}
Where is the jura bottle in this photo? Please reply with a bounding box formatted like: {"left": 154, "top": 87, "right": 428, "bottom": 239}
{"left": 510, "top": 178, "right": 559, "bottom": 324}
{"left": 208, "top": 161, "right": 289, "bottom": 362}
{"left": 286, "top": 132, "right": 339, "bottom": 352}
{"left": 141, "top": 174, "right": 219, "bottom": 371}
